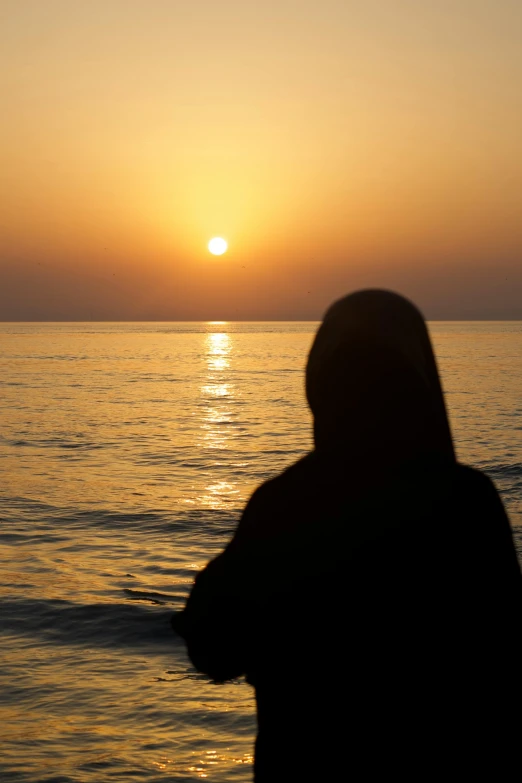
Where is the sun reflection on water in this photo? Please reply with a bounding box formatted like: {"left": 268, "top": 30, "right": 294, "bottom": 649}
{"left": 204, "top": 332, "right": 231, "bottom": 398}
{"left": 187, "top": 749, "right": 254, "bottom": 778}
{"left": 198, "top": 329, "right": 240, "bottom": 509}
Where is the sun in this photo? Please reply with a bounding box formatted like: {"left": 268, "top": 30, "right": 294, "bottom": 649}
{"left": 208, "top": 237, "right": 228, "bottom": 256}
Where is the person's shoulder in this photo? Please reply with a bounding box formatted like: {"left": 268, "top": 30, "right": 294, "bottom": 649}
{"left": 230, "top": 452, "right": 316, "bottom": 542}
{"left": 454, "top": 463, "right": 497, "bottom": 491}
{"left": 452, "top": 462, "right": 503, "bottom": 506}
{"left": 247, "top": 452, "right": 317, "bottom": 508}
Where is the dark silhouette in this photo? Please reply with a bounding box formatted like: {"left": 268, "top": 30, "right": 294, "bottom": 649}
{"left": 173, "top": 290, "right": 521, "bottom": 781}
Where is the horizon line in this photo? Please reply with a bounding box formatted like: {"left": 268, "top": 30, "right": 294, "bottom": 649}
{"left": 2, "top": 318, "right": 522, "bottom": 324}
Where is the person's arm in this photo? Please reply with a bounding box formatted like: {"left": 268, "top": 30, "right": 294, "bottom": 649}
{"left": 172, "top": 489, "right": 265, "bottom": 682}
{"left": 472, "top": 473, "right": 521, "bottom": 593}
{"left": 459, "top": 470, "right": 522, "bottom": 659}
{"left": 463, "top": 472, "right": 522, "bottom": 751}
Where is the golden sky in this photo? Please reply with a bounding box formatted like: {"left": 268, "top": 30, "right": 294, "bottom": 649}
{"left": 1, "top": 0, "right": 521, "bottom": 319}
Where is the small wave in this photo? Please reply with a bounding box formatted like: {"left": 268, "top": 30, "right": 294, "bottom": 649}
{"left": 0, "top": 597, "right": 177, "bottom": 652}
{"left": 123, "top": 588, "right": 175, "bottom": 605}
{"left": 5, "top": 437, "right": 106, "bottom": 452}
{"left": 0, "top": 495, "right": 240, "bottom": 538}
{"left": 484, "top": 462, "right": 522, "bottom": 479}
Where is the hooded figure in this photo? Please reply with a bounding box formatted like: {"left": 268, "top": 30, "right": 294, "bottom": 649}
{"left": 173, "top": 291, "right": 521, "bottom": 781}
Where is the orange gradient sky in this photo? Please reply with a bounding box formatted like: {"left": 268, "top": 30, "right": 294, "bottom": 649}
{"left": 1, "top": 0, "right": 521, "bottom": 319}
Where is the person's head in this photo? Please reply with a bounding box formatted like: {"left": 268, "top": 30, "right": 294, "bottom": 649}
{"left": 306, "top": 290, "right": 454, "bottom": 466}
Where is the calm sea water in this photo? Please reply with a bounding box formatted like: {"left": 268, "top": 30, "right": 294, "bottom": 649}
{"left": 1, "top": 321, "right": 521, "bottom": 782}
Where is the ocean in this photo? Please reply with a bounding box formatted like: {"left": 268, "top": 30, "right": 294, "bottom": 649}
{"left": 1, "top": 321, "right": 521, "bottom": 782}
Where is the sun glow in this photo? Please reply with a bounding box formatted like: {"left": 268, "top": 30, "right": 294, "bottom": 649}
{"left": 208, "top": 237, "right": 228, "bottom": 256}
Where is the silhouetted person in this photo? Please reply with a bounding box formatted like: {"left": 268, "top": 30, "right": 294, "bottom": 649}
{"left": 173, "top": 290, "right": 521, "bottom": 781}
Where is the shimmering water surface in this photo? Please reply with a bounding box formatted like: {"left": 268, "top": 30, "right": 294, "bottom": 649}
{"left": 1, "top": 321, "right": 521, "bottom": 782}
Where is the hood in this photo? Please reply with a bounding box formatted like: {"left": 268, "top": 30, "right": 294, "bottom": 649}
{"left": 306, "top": 290, "right": 455, "bottom": 466}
